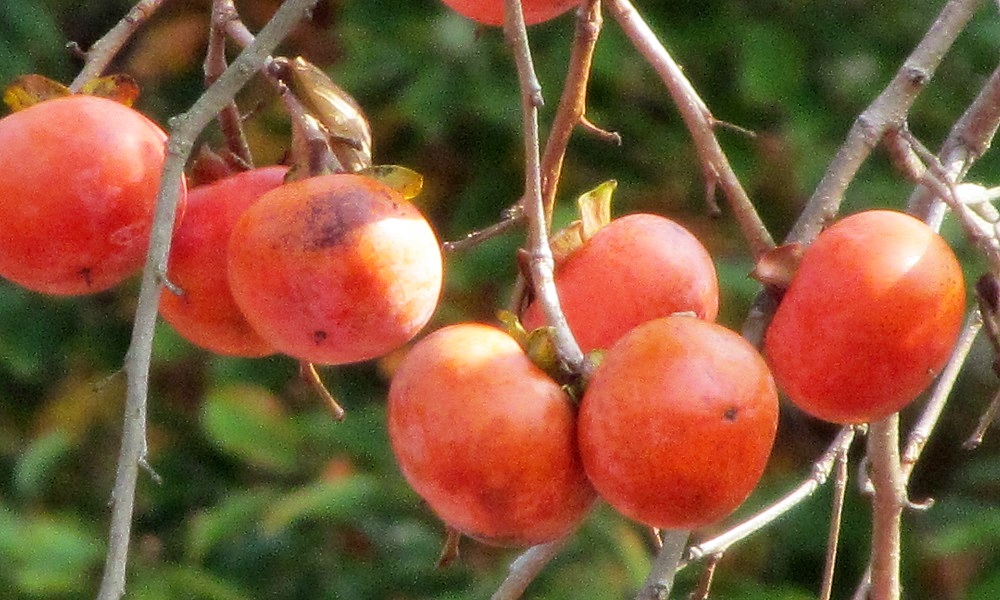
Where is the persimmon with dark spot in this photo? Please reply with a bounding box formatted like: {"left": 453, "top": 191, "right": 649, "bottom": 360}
{"left": 764, "top": 210, "right": 966, "bottom": 424}
{"left": 440, "top": 0, "right": 581, "bottom": 27}
{"left": 387, "top": 323, "right": 596, "bottom": 546}
{"left": 0, "top": 95, "right": 180, "bottom": 295}
{"left": 227, "top": 173, "right": 442, "bottom": 365}
{"left": 521, "top": 213, "right": 718, "bottom": 353}
{"left": 160, "top": 166, "right": 287, "bottom": 357}
{"left": 578, "top": 315, "right": 778, "bottom": 531}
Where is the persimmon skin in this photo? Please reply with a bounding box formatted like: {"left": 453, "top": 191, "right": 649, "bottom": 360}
{"left": 227, "top": 173, "right": 443, "bottom": 365}
{"left": 441, "top": 0, "right": 580, "bottom": 26}
{"left": 522, "top": 213, "right": 719, "bottom": 352}
{"left": 578, "top": 315, "right": 778, "bottom": 531}
{"left": 0, "top": 95, "right": 179, "bottom": 295}
{"left": 388, "top": 323, "right": 596, "bottom": 546}
{"left": 160, "top": 166, "right": 288, "bottom": 357}
{"left": 764, "top": 210, "right": 966, "bottom": 424}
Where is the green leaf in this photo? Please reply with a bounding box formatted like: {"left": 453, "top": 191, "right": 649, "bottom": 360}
{"left": 13, "top": 430, "right": 73, "bottom": 500}
{"left": 261, "top": 475, "right": 380, "bottom": 535}
{"left": 198, "top": 384, "right": 302, "bottom": 475}
{"left": 186, "top": 490, "right": 277, "bottom": 563}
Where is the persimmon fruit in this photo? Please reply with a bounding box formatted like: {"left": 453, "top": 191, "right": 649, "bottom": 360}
{"left": 227, "top": 173, "right": 442, "bottom": 365}
{"left": 387, "top": 323, "right": 595, "bottom": 546}
{"left": 578, "top": 315, "right": 779, "bottom": 531}
{"left": 764, "top": 210, "right": 966, "bottom": 424}
{"left": 0, "top": 95, "right": 179, "bottom": 295}
{"left": 160, "top": 166, "right": 288, "bottom": 357}
{"left": 440, "top": 0, "right": 581, "bottom": 26}
{"left": 521, "top": 213, "right": 718, "bottom": 352}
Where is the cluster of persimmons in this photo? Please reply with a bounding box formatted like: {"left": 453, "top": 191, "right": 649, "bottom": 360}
{"left": 0, "top": 0, "right": 968, "bottom": 556}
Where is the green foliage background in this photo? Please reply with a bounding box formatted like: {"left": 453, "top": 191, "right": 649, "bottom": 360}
{"left": 2, "top": 0, "right": 1000, "bottom": 598}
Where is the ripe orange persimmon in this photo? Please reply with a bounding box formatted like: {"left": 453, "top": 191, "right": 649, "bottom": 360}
{"left": 578, "top": 315, "right": 778, "bottom": 531}
{"left": 160, "top": 166, "right": 288, "bottom": 357}
{"left": 0, "top": 95, "right": 179, "bottom": 295}
{"left": 440, "top": 0, "right": 580, "bottom": 26}
{"left": 227, "top": 173, "right": 443, "bottom": 365}
{"left": 764, "top": 210, "right": 966, "bottom": 424}
{"left": 388, "top": 323, "right": 595, "bottom": 545}
{"left": 522, "top": 213, "right": 718, "bottom": 352}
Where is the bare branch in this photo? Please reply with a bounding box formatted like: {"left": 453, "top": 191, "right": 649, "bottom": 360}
{"left": 909, "top": 62, "right": 1000, "bottom": 227}
{"left": 97, "top": 2, "right": 319, "bottom": 598}
{"left": 539, "top": 0, "right": 605, "bottom": 224}
{"left": 820, "top": 439, "right": 850, "bottom": 600}
{"left": 684, "top": 426, "right": 858, "bottom": 565}
{"left": 503, "top": 0, "right": 585, "bottom": 373}
{"left": 206, "top": 0, "right": 254, "bottom": 167}
{"left": 490, "top": 536, "right": 570, "bottom": 600}
{"left": 866, "top": 416, "right": 905, "bottom": 600}
{"left": 786, "top": 0, "right": 982, "bottom": 246}
{"left": 605, "top": 0, "right": 775, "bottom": 260}
{"left": 69, "top": 0, "right": 166, "bottom": 91}
{"left": 635, "top": 530, "right": 689, "bottom": 600}
{"left": 902, "top": 310, "right": 983, "bottom": 470}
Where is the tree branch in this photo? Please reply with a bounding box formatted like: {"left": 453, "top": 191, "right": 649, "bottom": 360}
{"left": 866, "top": 416, "right": 905, "bottom": 600}
{"left": 503, "top": 0, "right": 584, "bottom": 373}
{"left": 605, "top": 0, "right": 774, "bottom": 260}
{"left": 97, "top": 2, "right": 319, "bottom": 598}
{"left": 785, "top": 0, "right": 982, "bottom": 245}
{"left": 68, "top": 0, "right": 166, "bottom": 91}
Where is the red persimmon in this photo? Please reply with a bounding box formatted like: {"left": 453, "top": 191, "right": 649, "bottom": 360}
{"left": 440, "top": 0, "right": 580, "bottom": 26}
{"left": 764, "top": 210, "right": 966, "bottom": 424}
{"left": 0, "top": 95, "right": 179, "bottom": 295}
{"left": 521, "top": 213, "right": 719, "bottom": 353}
{"left": 388, "top": 323, "right": 595, "bottom": 546}
{"left": 160, "top": 166, "right": 288, "bottom": 357}
{"left": 227, "top": 173, "right": 442, "bottom": 365}
{"left": 578, "top": 315, "right": 778, "bottom": 531}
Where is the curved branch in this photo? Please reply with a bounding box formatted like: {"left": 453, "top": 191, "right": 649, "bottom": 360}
{"left": 97, "top": 2, "right": 319, "bottom": 598}
{"left": 69, "top": 0, "right": 166, "bottom": 91}
{"left": 605, "top": 0, "right": 775, "bottom": 260}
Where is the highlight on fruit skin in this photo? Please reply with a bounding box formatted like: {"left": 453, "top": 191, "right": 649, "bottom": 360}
{"left": 439, "top": 0, "right": 582, "bottom": 27}
{"left": 764, "top": 209, "right": 966, "bottom": 425}
{"left": 0, "top": 94, "right": 182, "bottom": 295}
{"left": 578, "top": 315, "right": 779, "bottom": 531}
{"left": 387, "top": 322, "right": 596, "bottom": 546}
{"left": 521, "top": 213, "right": 719, "bottom": 353}
{"left": 160, "top": 166, "right": 289, "bottom": 358}
{"left": 227, "top": 172, "right": 443, "bottom": 365}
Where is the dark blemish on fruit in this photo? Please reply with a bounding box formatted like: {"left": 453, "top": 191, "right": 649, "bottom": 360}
{"left": 302, "top": 193, "right": 372, "bottom": 250}
{"left": 79, "top": 267, "right": 93, "bottom": 287}
{"left": 313, "top": 330, "right": 328, "bottom": 344}
{"left": 724, "top": 406, "right": 738, "bottom": 421}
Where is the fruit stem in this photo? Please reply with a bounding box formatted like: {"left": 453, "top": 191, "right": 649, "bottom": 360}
{"left": 300, "top": 362, "right": 346, "bottom": 421}
{"left": 634, "top": 529, "right": 689, "bottom": 600}
{"left": 490, "top": 535, "right": 572, "bottom": 600}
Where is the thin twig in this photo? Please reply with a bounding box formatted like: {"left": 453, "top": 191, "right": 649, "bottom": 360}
{"left": 207, "top": 0, "right": 254, "bottom": 167}
{"left": 683, "top": 426, "right": 858, "bottom": 566}
{"left": 97, "top": 2, "right": 319, "bottom": 599}
{"left": 965, "top": 386, "right": 1000, "bottom": 449}
{"left": 68, "top": 0, "right": 166, "bottom": 91}
{"left": 908, "top": 62, "right": 1000, "bottom": 227}
{"left": 742, "top": 0, "right": 983, "bottom": 347}
{"left": 490, "top": 536, "right": 570, "bottom": 600}
{"left": 819, "top": 438, "right": 850, "bottom": 600}
{"left": 605, "top": 0, "right": 775, "bottom": 260}
{"left": 902, "top": 310, "right": 983, "bottom": 469}
{"left": 689, "top": 553, "right": 721, "bottom": 600}
{"left": 503, "top": 0, "right": 584, "bottom": 373}
{"left": 635, "top": 530, "right": 690, "bottom": 600}
{"left": 866, "top": 415, "right": 905, "bottom": 600}
{"left": 539, "top": 0, "right": 606, "bottom": 224}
